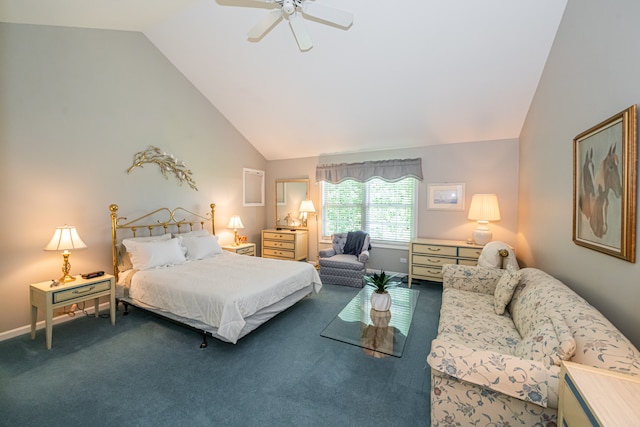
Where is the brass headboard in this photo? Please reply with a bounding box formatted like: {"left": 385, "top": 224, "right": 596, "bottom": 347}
{"left": 109, "top": 203, "right": 216, "bottom": 282}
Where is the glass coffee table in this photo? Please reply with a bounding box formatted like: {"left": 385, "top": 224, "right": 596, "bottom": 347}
{"left": 320, "top": 285, "right": 420, "bottom": 357}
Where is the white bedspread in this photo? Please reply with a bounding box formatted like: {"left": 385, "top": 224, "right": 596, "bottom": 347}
{"left": 128, "top": 252, "right": 322, "bottom": 343}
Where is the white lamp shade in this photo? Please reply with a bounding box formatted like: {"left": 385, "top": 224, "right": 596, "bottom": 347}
{"left": 44, "top": 225, "right": 87, "bottom": 251}
{"left": 299, "top": 199, "right": 316, "bottom": 213}
{"left": 467, "top": 194, "right": 501, "bottom": 222}
{"left": 227, "top": 215, "right": 244, "bottom": 230}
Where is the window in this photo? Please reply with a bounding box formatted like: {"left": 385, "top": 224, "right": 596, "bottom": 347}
{"left": 321, "top": 177, "right": 417, "bottom": 244}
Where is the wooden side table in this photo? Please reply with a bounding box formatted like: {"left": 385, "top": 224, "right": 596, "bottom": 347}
{"left": 30, "top": 274, "right": 116, "bottom": 349}
{"left": 222, "top": 242, "right": 256, "bottom": 256}
{"left": 558, "top": 361, "right": 640, "bottom": 426}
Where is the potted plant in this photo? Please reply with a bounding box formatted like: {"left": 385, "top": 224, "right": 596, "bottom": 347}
{"left": 365, "top": 270, "right": 397, "bottom": 311}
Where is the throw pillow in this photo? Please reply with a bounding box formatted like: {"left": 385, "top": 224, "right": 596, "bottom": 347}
{"left": 494, "top": 264, "right": 521, "bottom": 315}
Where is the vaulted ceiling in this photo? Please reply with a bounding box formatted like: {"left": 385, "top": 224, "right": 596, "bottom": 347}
{"left": 1, "top": 0, "right": 567, "bottom": 160}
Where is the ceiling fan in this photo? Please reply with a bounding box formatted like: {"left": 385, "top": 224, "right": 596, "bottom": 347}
{"left": 244, "top": 0, "right": 354, "bottom": 51}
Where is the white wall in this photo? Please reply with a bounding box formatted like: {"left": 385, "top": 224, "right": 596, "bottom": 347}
{"left": 519, "top": 0, "right": 640, "bottom": 347}
{"left": 0, "top": 23, "right": 267, "bottom": 335}
{"left": 267, "top": 139, "right": 520, "bottom": 273}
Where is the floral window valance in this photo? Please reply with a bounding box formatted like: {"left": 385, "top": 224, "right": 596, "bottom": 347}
{"left": 315, "top": 158, "right": 423, "bottom": 184}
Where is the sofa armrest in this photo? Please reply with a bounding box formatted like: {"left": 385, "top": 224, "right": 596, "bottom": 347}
{"left": 358, "top": 250, "right": 370, "bottom": 263}
{"left": 427, "top": 337, "right": 560, "bottom": 408}
{"left": 319, "top": 248, "right": 336, "bottom": 258}
{"left": 441, "top": 264, "right": 504, "bottom": 295}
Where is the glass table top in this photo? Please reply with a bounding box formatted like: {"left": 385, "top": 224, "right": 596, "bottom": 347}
{"left": 320, "top": 286, "right": 420, "bottom": 358}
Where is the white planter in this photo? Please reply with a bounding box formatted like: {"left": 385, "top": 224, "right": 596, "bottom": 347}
{"left": 370, "top": 291, "right": 391, "bottom": 311}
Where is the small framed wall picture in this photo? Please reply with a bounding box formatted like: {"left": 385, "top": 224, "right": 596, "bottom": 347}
{"left": 427, "top": 183, "right": 465, "bottom": 211}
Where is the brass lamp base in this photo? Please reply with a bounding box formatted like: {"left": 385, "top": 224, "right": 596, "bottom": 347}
{"left": 59, "top": 251, "right": 77, "bottom": 282}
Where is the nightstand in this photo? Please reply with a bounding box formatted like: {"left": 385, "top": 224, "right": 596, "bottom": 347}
{"left": 222, "top": 242, "right": 256, "bottom": 256}
{"left": 30, "top": 274, "right": 116, "bottom": 349}
{"left": 558, "top": 361, "right": 640, "bottom": 426}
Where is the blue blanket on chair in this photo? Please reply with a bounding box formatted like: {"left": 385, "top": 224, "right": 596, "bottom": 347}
{"left": 343, "top": 231, "right": 370, "bottom": 257}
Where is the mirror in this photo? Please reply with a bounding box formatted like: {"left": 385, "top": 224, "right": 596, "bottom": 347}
{"left": 275, "top": 179, "right": 310, "bottom": 229}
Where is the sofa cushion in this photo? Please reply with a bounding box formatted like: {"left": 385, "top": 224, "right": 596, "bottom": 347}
{"left": 318, "top": 254, "right": 364, "bottom": 270}
{"left": 494, "top": 264, "right": 521, "bottom": 315}
{"left": 515, "top": 310, "right": 576, "bottom": 367}
{"left": 439, "top": 288, "right": 520, "bottom": 353}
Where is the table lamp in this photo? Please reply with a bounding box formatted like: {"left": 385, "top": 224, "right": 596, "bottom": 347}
{"left": 298, "top": 199, "right": 316, "bottom": 228}
{"left": 227, "top": 215, "right": 244, "bottom": 246}
{"left": 44, "top": 225, "right": 87, "bottom": 283}
{"left": 467, "top": 194, "right": 501, "bottom": 245}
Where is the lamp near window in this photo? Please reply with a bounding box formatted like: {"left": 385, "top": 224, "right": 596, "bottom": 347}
{"left": 467, "top": 194, "right": 501, "bottom": 246}
{"left": 298, "top": 199, "right": 316, "bottom": 228}
{"left": 299, "top": 199, "right": 320, "bottom": 270}
{"left": 227, "top": 215, "right": 244, "bottom": 246}
{"left": 44, "top": 225, "right": 87, "bottom": 283}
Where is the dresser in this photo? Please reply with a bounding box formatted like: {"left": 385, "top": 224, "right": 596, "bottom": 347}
{"left": 408, "top": 238, "right": 482, "bottom": 286}
{"left": 261, "top": 229, "right": 308, "bottom": 261}
{"left": 558, "top": 361, "right": 640, "bottom": 426}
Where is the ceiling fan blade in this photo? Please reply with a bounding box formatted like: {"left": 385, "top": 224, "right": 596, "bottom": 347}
{"left": 289, "top": 12, "right": 313, "bottom": 51}
{"left": 248, "top": 9, "right": 283, "bottom": 39}
{"left": 301, "top": 2, "right": 353, "bottom": 28}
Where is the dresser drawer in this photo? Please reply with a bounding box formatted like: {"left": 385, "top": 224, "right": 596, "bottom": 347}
{"left": 459, "top": 247, "right": 482, "bottom": 259}
{"left": 52, "top": 279, "right": 112, "bottom": 304}
{"left": 263, "top": 248, "right": 295, "bottom": 259}
{"left": 412, "top": 243, "right": 457, "bottom": 257}
{"left": 412, "top": 254, "right": 451, "bottom": 267}
{"left": 457, "top": 258, "right": 478, "bottom": 266}
{"left": 264, "top": 240, "right": 295, "bottom": 250}
{"left": 263, "top": 232, "right": 295, "bottom": 241}
{"left": 412, "top": 265, "right": 444, "bottom": 280}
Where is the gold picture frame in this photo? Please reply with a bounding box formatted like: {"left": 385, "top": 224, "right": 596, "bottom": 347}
{"left": 573, "top": 105, "right": 637, "bottom": 262}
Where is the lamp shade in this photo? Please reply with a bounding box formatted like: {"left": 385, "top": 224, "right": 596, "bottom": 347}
{"left": 299, "top": 199, "right": 316, "bottom": 213}
{"left": 227, "top": 215, "right": 244, "bottom": 230}
{"left": 467, "top": 194, "right": 501, "bottom": 222}
{"left": 44, "top": 225, "right": 87, "bottom": 252}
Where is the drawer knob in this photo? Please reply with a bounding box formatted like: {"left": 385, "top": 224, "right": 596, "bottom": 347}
{"left": 73, "top": 286, "right": 95, "bottom": 294}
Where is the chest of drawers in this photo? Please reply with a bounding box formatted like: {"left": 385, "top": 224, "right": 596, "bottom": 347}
{"left": 262, "top": 229, "right": 308, "bottom": 261}
{"left": 409, "top": 238, "right": 482, "bottom": 286}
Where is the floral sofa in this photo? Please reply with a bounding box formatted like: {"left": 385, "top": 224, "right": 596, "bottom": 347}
{"left": 427, "top": 264, "right": 640, "bottom": 426}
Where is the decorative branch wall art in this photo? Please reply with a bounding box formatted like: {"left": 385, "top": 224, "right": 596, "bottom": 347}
{"left": 127, "top": 146, "right": 198, "bottom": 191}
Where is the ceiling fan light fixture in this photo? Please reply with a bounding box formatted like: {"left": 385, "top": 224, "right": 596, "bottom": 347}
{"left": 282, "top": 0, "right": 295, "bottom": 15}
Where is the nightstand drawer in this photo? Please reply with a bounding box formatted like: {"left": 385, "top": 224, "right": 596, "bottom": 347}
{"left": 236, "top": 246, "right": 255, "bottom": 256}
{"left": 263, "top": 248, "right": 294, "bottom": 259}
{"left": 459, "top": 247, "right": 482, "bottom": 259}
{"left": 412, "top": 244, "right": 457, "bottom": 257}
{"left": 263, "top": 232, "right": 295, "bottom": 241}
{"left": 53, "top": 279, "right": 111, "bottom": 304}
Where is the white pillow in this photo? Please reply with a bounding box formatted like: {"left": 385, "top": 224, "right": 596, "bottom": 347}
{"left": 118, "top": 233, "right": 172, "bottom": 271}
{"left": 123, "top": 237, "right": 186, "bottom": 270}
{"left": 179, "top": 234, "right": 223, "bottom": 260}
{"left": 177, "top": 229, "right": 210, "bottom": 238}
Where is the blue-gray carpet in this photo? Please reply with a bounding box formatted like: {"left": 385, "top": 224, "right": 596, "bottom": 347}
{"left": 0, "top": 282, "right": 441, "bottom": 426}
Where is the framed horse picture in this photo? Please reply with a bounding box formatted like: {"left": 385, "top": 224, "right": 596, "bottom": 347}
{"left": 573, "top": 105, "right": 637, "bottom": 262}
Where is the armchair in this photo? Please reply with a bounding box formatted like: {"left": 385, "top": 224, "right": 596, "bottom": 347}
{"left": 319, "top": 231, "right": 371, "bottom": 287}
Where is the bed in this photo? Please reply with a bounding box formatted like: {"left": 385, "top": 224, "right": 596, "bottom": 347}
{"left": 109, "top": 203, "right": 322, "bottom": 346}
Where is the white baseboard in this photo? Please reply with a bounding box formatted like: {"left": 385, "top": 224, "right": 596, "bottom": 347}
{"left": 0, "top": 301, "right": 112, "bottom": 342}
